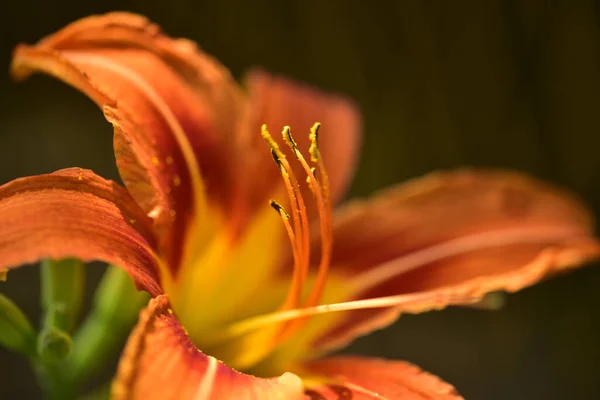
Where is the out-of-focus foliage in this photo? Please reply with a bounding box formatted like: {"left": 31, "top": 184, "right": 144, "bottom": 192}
{"left": 1, "top": 1, "right": 599, "bottom": 399}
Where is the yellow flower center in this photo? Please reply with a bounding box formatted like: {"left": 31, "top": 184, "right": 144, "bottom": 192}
{"left": 166, "top": 123, "right": 348, "bottom": 376}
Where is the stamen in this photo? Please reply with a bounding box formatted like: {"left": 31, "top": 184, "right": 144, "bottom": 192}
{"left": 269, "top": 200, "right": 304, "bottom": 307}
{"left": 309, "top": 123, "right": 330, "bottom": 202}
{"left": 236, "top": 123, "right": 334, "bottom": 363}
{"left": 261, "top": 125, "right": 311, "bottom": 310}
{"left": 281, "top": 125, "right": 332, "bottom": 309}
{"left": 308, "top": 124, "right": 333, "bottom": 310}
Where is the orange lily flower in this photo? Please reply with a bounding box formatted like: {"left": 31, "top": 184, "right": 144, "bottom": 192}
{"left": 3, "top": 12, "right": 600, "bottom": 399}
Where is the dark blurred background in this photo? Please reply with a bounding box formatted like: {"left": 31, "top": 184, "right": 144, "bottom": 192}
{"left": 1, "top": 1, "right": 600, "bottom": 399}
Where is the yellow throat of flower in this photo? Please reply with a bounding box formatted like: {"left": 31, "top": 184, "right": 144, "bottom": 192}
{"left": 169, "top": 123, "right": 344, "bottom": 375}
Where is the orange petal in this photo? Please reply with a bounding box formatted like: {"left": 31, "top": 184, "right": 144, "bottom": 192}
{"left": 10, "top": 12, "right": 244, "bottom": 271}
{"left": 112, "top": 294, "right": 305, "bottom": 400}
{"left": 0, "top": 168, "right": 161, "bottom": 296}
{"left": 313, "top": 169, "right": 600, "bottom": 352}
{"left": 302, "top": 356, "right": 462, "bottom": 399}
{"left": 241, "top": 69, "right": 362, "bottom": 218}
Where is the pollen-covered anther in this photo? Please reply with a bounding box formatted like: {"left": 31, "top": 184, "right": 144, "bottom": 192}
{"left": 309, "top": 122, "right": 321, "bottom": 162}
{"left": 269, "top": 200, "right": 290, "bottom": 220}
{"left": 261, "top": 125, "right": 286, "bottom": 162}
{"left": 282, "top": 126, "right": 301, "bottom": 159}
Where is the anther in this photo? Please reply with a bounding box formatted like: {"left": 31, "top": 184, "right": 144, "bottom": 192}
{"left": 270, "top": 149, "right": 282, "bottom": 168}
{"left": 282, "top": 126, "right": 300, "bottom": 159}
{"left": 309, "top": 122, "right": 321, "bottom": 162}
{"left": 262, "top": 125, "right": 287, "bottom": 168}
{"left": 269, "top": 200, "right": 290, "bottom": 220}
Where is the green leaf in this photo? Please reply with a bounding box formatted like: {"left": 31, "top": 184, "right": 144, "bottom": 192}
{"left": 0, "top": 293, "right": 36, "bottom": 356}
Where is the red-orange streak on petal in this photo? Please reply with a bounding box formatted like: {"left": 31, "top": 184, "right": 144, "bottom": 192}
{"left": 302, "top": 356, "right": 463, "bottom": 400}
{"left": 0, "top": 168, "right": 162, "bottom": 296}
{"left": 311, "top": 170, "right": 600, "bottom": 352}
{"left": 11, "top": 12, "right": 239, "bottom": 271}
{"left": 112, "top": 295, "right": 305, "bottom": 400}
{"left": 242, "top": 69, "right": 362, "bottom": 221}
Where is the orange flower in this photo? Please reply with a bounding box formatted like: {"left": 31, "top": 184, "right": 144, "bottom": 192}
{"left": 3, "top": 12, "right": 599, "bottom": 399}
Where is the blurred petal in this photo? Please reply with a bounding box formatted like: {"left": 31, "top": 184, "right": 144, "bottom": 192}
{"left": 241, "top": 69, "right": 362, "bottom": 217}
{"left": 112, "top": 295, "right": 305, "bottom": 400}
{"left": 302, "top": 356, "right": 462, "bottom": 400}
{"left": 11, "top": 12, "right": 243, "bottom": 271}
{"left": 312, "top": 170, "right": 600, "bottom": 351}
{"left": 0, "top": 168, "right": 161, "bottom": 296}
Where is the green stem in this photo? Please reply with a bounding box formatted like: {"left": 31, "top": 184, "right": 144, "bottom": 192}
{"left": 35, "top": 258, "right": 86, "bottom": 398}
{"left": 40, "top": 258, "right": 85, "bottom": 333}
{"left": 64, "top": 266, "right": 150, "bottom": 392}
{"left": 35, "top": 262, "right": 147, "bottom": 398}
